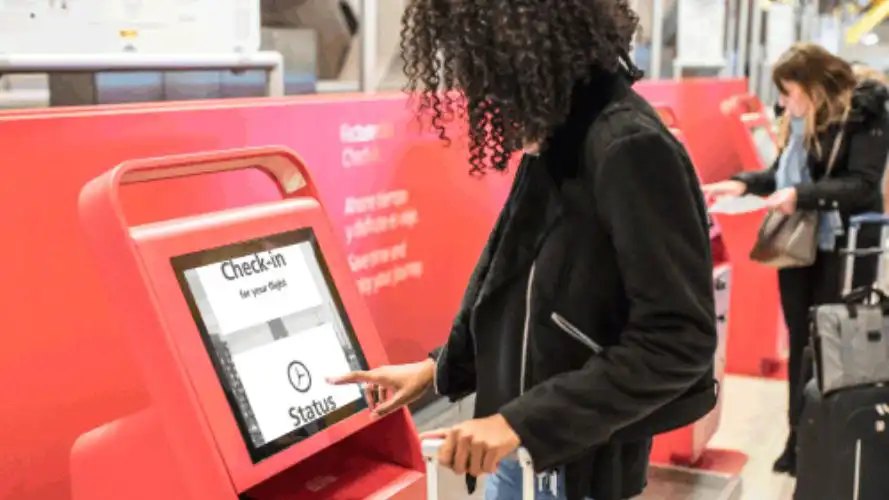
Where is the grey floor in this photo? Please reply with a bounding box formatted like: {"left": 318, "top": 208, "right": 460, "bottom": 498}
{"left": 414, "top": 375, "right": 794, "bottom": 500}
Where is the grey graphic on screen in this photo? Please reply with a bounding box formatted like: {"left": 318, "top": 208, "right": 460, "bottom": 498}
{"left": 211, "top": 334, "right": 265, "bottom": 446}
{"left": 186, "top": 271, "right": 265, "bottom": 446}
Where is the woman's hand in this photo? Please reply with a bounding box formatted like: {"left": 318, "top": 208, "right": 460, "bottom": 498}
{"left": 419, "top": 414, "right": 521, "bottom": 477}
{"left": 701, "top": 180, "right": 746, "bottom": 204}
{"left": 766, "top": 187, "right": 798, "bottom": 214}
{"left": 327, "top": 359, "right": 435, "bottom": 417}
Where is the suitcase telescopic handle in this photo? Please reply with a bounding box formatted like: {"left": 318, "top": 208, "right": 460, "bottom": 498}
{"left": 843, "top": 212, "right": 889, "bottom": 297}
{"left": 421, "top": 439, "right": 535, "bottom": 500}
{"left": 849, "top": 212, "right": 889, "bottom": 228}
{"left": 420, "top": 438, "right": 533, "bottom": 469}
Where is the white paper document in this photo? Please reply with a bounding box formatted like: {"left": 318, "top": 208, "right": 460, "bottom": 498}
{"left": 708, "top": 195, "right": 769, "bottom": 215}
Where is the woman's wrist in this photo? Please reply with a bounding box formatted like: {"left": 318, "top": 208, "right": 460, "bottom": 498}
{"left": 420, "top": 358, "right": 436, "bottom": 387}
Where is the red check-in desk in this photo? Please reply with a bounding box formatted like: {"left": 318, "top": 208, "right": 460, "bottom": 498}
{"left": 647, "top": 106, "right": 740, "bottom": 469}
{"left": 70, "top": 148, "right": 425, "bottom": 500}
{"left": 718, "top": 95, "right": 787, "bottom": 379}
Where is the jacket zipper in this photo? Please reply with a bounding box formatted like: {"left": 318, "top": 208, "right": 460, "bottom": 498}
{"left": 432, "top": 350, "right": 441, "bottom": 396}
{"left": 551, "top": 312, "right": 604, "bottom": 354}
{"left": 520, "top": 263, "right": 536, "bottom": 395}
{"left": 521, "top": 262, "right": 557, "bottom": 494}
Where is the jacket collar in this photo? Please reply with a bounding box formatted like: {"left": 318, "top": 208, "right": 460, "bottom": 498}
{"left": 474, "top": 70, "right": 628, "bottom": 304}
{"left": 543, "top": 69, "right": 631, "bottom": 181}
{"left": 848, "top": 79, "right": 889, "bottom": 126}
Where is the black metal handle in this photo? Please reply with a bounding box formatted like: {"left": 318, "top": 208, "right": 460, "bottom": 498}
{"left": 843, "top": 285, "right": 889, "bottom": 305}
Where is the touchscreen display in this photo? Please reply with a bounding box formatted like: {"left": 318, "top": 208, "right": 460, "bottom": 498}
{"left": 750, "top": 125, "right": 778, "bottom": 169}
{"left": 172, "top": 229, "right": 369, "bottom": 463}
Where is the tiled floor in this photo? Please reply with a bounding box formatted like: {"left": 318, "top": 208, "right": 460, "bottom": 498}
{"left": 414, "top": 375, "right": 796, "bottom": 500}
{"left": 708, "top": 376, "right": 796, "bottom": 500}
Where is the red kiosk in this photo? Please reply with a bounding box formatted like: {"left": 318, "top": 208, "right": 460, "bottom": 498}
{"left": 70, "top": 147, "right": 425, "bottom": 500}
{"left": 718, "top": 94, "right": 787, "bottom": 378}
{"left": 722, "top": 94, "right": 779, "bottom": 173}
{"left": 647, "top": 106, "right": 738, "bottom": 469}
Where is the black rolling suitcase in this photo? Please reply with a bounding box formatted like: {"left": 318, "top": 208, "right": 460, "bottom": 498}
{"left": 795, "top": 214, "right": 889, "bottom": 500}
{"left": 794, "top": 377, "right": 889, "bottom": 500}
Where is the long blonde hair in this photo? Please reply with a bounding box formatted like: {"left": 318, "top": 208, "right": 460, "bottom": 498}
{"left": 772, "top": 43, "right": 856, "bottom": 157}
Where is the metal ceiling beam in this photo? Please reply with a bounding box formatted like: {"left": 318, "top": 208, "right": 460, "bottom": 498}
{"left": 846, "top": 0, "right": 889, "bottom": 43}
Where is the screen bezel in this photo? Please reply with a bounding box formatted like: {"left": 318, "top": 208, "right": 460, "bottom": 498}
{"left": 171, "top": 227, "right": 370, "bottom": 464}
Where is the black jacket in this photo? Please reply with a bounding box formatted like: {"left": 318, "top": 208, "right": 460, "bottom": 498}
{"left": 734, "top": 81, "right": 889, "bottom": 223}
{"left": 431, "top": 71, "right": 718, "bottom": 499}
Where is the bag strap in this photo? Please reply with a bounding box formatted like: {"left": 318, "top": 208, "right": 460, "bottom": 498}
{"left": 824, "top": 130, "right": 844, "bottom": 176}
{"left": 824, "top": 110, "right": 850, "bottom": 177}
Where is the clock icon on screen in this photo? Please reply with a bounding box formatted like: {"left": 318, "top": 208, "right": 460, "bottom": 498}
{"left": 287, "top": 361, "right": 312, "bottom": 393}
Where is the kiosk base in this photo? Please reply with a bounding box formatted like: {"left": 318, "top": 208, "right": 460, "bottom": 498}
{"left": 643, "top": 465, "right": 743, "bottom": 500}
{"left": 244, "top": 411, "right": 425, "bottom": 500}
{"left": 71, "top": 408, "right": 425, "bottom": 500}
{"left": 650, "top": 411, "right": 723, "bottom": 467}
{"left": 245, "top": 455, "right": 424, "bottom": 500}
{"left": 760, "top": 358, "right": 788, "bottom": 379}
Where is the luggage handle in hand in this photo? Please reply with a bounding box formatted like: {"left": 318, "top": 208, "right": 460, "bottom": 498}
{"left": 421, "top": 439, "right": 535, "bottom": 500}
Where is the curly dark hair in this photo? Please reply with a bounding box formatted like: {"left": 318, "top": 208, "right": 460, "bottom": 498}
{"left": 400, "top": 0, "right": 641, "bottom": 175}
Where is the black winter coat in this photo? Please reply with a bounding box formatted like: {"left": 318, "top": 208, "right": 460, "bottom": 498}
{"left": 431, "top": 70, "right": 718, "bottom": 500}
{"left": 734, "top": 81, "right": 889, "bottom": 223}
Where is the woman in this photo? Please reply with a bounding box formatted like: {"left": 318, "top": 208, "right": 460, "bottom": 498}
{"left": 704, "top": 43, "right": 889, "bottom": 476}
{"left": 330, "top": 2, "right": 719, "bottom": 500}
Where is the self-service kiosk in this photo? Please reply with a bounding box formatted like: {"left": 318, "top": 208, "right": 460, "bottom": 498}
{"left": 718, "top": 94, "right": 787, "bottom": 378}
{"left": 722, "top": 94, "right": 779, "bottom": 172}
{"left": 648, "top": 105, "right": 735, "bottom": 468}
{"left": 71, "top": 147, "right": 425, "bottom": 500}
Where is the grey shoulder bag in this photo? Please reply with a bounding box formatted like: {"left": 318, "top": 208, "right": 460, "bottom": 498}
{"left": 749, "top": 126, "right": 845, "bottom": 268}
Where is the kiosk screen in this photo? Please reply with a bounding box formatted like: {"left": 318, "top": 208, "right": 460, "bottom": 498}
{"left": 172, "top": 229, "right": 369, "bottom": 463}
{"left": 750, "top": 125, "right": 778, "bottom": 168}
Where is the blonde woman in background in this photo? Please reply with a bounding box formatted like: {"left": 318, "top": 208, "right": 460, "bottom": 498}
{"left": 704, "top": 44, "right": 889, "bottom": 476}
